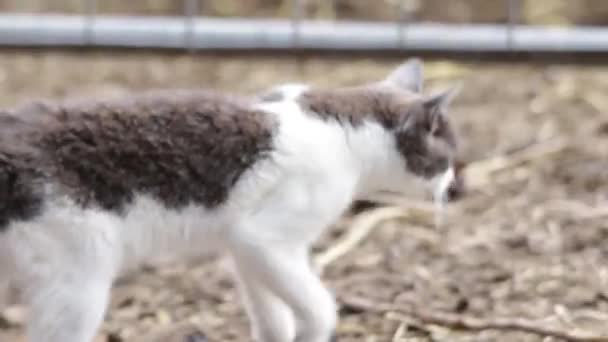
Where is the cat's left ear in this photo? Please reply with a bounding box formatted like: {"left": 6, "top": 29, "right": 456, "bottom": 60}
{"left": 383, "top": 58, "right": 424, "bottom": 93}
{"left": 423, "top": 83, "right": 462, "bottom": 114}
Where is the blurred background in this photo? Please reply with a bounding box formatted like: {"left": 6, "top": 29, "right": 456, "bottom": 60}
{"left": 3, "top": 0, "right": 608, "bottom": 24}
{"left": 1, "top": 1, "right": 608, "bottom": 341}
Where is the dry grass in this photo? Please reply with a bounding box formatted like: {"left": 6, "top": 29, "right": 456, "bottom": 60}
{"left": 0, "top": 51, "right": 607, "bottom": 341}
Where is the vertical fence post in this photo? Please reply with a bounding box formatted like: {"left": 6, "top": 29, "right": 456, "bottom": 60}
{"left": 397, "top": 0, "right": 412, "bottom": 50}
{"left": 184, "top": 0, "right": 199, "bottom": 52}
{"left": 507, "top": 0, "right": 520, "bottom": 51}
{"left": 83, "top": 0, "right": 96, "bottom": 45}
{"left": 292, "top": 0, "right": 303, "bottom": 48}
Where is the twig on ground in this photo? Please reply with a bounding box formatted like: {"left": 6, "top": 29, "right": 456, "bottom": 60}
{"left": 341, "top": 295, "right": 608, "bottom": 342}
{"left": 314, "top": 205, "right": 435, "bottom": 274}
{"left": 464, "top": 137, "right": 570, "bottom": 191}
{"left": 543, "top": 200, "right": 608, "bottom": 221}
{"left": 580, "top": 89, "right": 608, "bottom": 118}
{"left": 359, "top": 194, "right": 436, "bottom": 212}
{"left": 133, "top": 320, "right": 208, "bottom": 342}
{"left": 391, "top": 322, "right": 406, "bottom": 341}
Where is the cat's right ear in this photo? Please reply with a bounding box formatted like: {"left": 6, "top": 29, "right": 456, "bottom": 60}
{"left": 382, "top": 58, "right": 424, "bottom": 93}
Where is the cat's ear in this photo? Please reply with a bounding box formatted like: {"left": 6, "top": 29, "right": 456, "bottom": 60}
{"left": 383, "top": 58, "right": 424, "bottom": 93}
{"left": 423, "top": 83, "right": 462, "bottom": 114}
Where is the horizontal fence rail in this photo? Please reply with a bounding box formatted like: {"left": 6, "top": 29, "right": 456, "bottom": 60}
{"left": 0, "top": 14, "right": 607, "bottom": 53}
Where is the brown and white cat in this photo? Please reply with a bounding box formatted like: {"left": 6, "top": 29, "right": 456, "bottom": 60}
{"left": 0, "top": 58, "right": 461, "bottom": 342}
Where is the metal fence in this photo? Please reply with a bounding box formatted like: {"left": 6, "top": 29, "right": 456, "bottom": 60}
{"left": 0, "top": 0, "right": 606, "bottom": 53}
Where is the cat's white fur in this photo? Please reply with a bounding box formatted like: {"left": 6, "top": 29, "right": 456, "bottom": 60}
{"left": 0, "top": 59, "right": 457, "bottom": 342}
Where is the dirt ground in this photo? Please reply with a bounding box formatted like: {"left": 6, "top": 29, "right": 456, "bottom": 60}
{"left": 0, "top": 51, "right": 607, "bottom": 342}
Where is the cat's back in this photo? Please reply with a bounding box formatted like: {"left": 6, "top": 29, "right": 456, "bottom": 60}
{"left": 0, "top": 89, "right": 279, "bottom": 230}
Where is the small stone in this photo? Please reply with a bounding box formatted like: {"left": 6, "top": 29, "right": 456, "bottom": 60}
{"left": 156, "top": 310, "right": 173, "bottom": 325}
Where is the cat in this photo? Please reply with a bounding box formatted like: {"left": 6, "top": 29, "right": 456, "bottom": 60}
{"left": 0, "top": 58, "right": 460, "bottom": 342}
